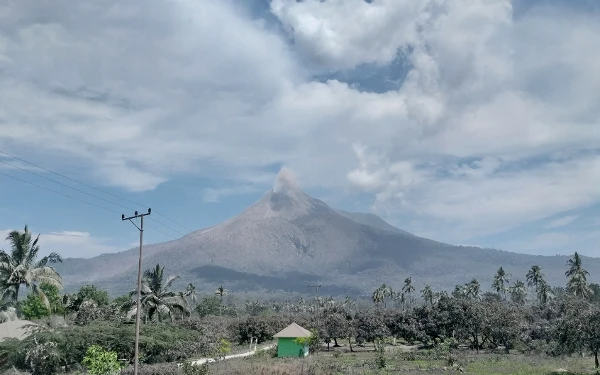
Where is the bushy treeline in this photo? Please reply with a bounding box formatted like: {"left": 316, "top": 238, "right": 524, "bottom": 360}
{"left": 1, "top": 225, "right": 600, "bottom": 373}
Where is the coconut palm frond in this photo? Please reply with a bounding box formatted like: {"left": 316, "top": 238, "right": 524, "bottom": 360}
{"left": 30, "top": 267, "right": 63, "bottom": 288}
{"left": 24, "top": 234, "right": 41, "bottom": 268}
{"left": 30, "top": 284, "right": 51, "bottom": 311}
{"left": 35, "top": 252, "right": 63, "bottom": 268}
{"left": 163, "top": 275, "right": 180, "bottom": 291}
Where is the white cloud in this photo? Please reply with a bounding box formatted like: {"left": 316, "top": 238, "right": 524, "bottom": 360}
{"left": 271, "top": 0, "right": 425, "bottom": 70}
{"left": 0, "top": 0, "right": 598, "bottom": 248}
{"left": 546, "top": 215, "right": 579, "bottom": 229}
{"left": 0, "top": 229, "right": 121, "bottom": 258}
{"left": 202, "top": 185, "right": 260, "bottom": 203}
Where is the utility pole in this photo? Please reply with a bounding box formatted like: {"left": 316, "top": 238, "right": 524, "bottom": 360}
{"left": 308, "top": 284, "right": 321, "bottom": 334}
{"left": 122, "top": 208, "right": 151, "bottom": 375}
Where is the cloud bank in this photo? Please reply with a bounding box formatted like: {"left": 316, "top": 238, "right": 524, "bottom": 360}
{"left": 0, "top": 0, "right": 598, "bottom": 251}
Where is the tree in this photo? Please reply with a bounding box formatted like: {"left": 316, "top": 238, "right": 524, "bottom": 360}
{"left": 64, "top": 285, "right": 110, "bottom": 315}
{"left": 21, "top": 293, "right": 50, "bottom": 320}
{"left": 526, "top": 265, "right": 544, "bottom": 291}
{"left": 537, "top": 280, "right": 553, "bottom": 305}
{"left": 509, "top": 280, "right": 527, "bottom": 305}
{"left": 126, "top": 264, "right": 189, "bottom": 322}
{"left": 492, "top": 266, "right": 510, "bottom": 300}
{"left": 556, "top": 300, "right": 600, "bottom": 369}
{"left": 466, "top": 279, "right": 481, "bottom": 300}
{"left": 482, "top": 301, "right": 523, "bottom": 353}
{"left": 421, "top": 284, "right": 434, "bottom": 306}
{"left": 214, "top": 285, "right": 228, "bottom": 315}
{"left": 355, "top": 310, "right": 390, "bottom": 349}
{"left": 393, "top": 291, "right": 406, "bottom": 310}
{"left": 321, "top": 305, "right": 349, "bottom": 349}
{"left": 196, "top": 295, "right": 221, "bottom": 318}
{"left": 184, "top": 283, "right": 199, "bottom": 310}
{"left": 402, "top": 277, "right": 415, "bottom": 308}
{"left": 76, "top": 285, "right": 109, "bottom": 306}
{"left": 372, "top": 284, "right": 391, "bottom": 309}
{"left": 0, "top": 226, "right": 62, "bottom": 309}
{"left": 589, "top": 283, "right": 600, "bottom": 304}
{"left": 565, "top": 252, "right": 592, "bottom": 299}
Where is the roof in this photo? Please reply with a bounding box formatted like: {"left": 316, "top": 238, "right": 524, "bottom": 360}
{"left": 0, "top": 320, "right": 39, "bottom": 341}
{"left": 274, "top": 322, "right": 312, "bottom": 338}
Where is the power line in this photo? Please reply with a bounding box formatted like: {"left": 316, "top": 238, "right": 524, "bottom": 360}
{"left": 0, "top": 153, "right": 187, "bottom": 236}
{"left": 0, "top": 149, "right": 193, "bottom": 232}
{"left": 0, "top": 170, "right": 178, "bottom": 240}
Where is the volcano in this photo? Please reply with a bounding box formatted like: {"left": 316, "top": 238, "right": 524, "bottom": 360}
{"left": 55, "top": 172, "right": 600, "bottom": 296}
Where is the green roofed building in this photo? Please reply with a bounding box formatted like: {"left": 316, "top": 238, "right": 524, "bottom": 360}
{"left": 274, "top": 322, "right": 312, "bottom": 358}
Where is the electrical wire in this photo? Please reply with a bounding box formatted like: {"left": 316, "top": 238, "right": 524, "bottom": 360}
{"left": 0, "top": 170, "right": 178, "bottom": 240}
{"left": 0, "top": 153, "right": 187, "bottom": 236}
{"left": 0, "top": 149, "right": 193, "bottom": 232}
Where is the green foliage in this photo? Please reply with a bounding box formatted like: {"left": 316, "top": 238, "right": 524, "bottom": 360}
{"left": 182, "top": 361, "right": 209, "bottom": 375}
{"left": 40, "top": 283, "right": 64, "bottom": 314}
{"left": 77, "top": 285, "right": 110, "bottom": 306}
{"left": 21, "top": 293, "right": 50, "bottom": 320}
{"left": 294, "top": 329, "right": 321, "bottom": 355}
{"left": 196, "top": 296, "right": 221, "bottom": 318}
{"left": 24, "top": 339, "right": 62, "bottom": 375}
{"left": 0, "top": 320, "right": 214, "bottom": 372}
{"left": 82, "top": 345, "right": 121, "bottom": 375}
{"left": 374, "top": 338, "right": 386, "bottom": 369}
{"left": 217, "top": 338, "right": 231, "bottom": 359}
{"left": 0, "top": 225, "right": 62, "bottom": 303}
{"left": 120, "top": 362, "right": 182, "bottom": 375}
{"left": 20, "top": 282, "right": 63, "bottom": 319}
{"left": 128, "top": 264, "right": 190, "bottom": 323}
{"left": 233, "top": 315, "right": 287, "bottom": 344}
{"left": 112, "top": 294, "right": 131, "bottom": 307}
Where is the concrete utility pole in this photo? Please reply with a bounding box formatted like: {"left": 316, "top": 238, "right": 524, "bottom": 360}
{"left": 122, "top": 208, "right": 151, "bottom": 375}
{"left": 307, "top": 284, "right": 321, "bottom": 331}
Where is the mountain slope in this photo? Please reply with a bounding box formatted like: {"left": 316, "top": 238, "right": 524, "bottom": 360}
{"left": 55, "top": 180, "right": 600, "bottom": 297}
{"left": 336, "top": 209, "right": 414, "bottom": 236}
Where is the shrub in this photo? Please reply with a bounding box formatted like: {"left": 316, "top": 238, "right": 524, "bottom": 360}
{"left": 0, "top": 321, "right": 214, "bottom": 372}
{"left": 182, "top": 362, "right": 210, "bottom": 375}
{"left": 82, "top": 345, "right": 121, "bottom": 375}
{"left": 374, "top": 338, "right": 386, "bottom": 369}
{"left": 20, "top": 294, "right": 50, "bottom": 320}
{"left": 216, "top": 339, "right": 231, "bottom": 360}
{"left": 24, "top": 339, "right": 61, "bottom": 375}
{"left": 120, "top": 362, "right": 182, "bottom": 375}
{"left": 232, "top": 315, "right": 287, "bottom": 344}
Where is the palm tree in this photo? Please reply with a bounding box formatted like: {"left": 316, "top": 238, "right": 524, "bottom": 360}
{"left": 215, "top": 285, "right": 228, "bottom": 315}
{"left": 466, "top": 279, "right": 481, "bottom": 300}
{"left": 566, "top": 252, "right": 592, "bottom": 299}
{"left": 372, "top": 286, "right": 385, "bottom": 308}
{"left": 184, "top": 283, "right": 199, "bottom": 309}
{"left": 526, "top": 265, "right": 544, "bottom": 293}
{"left": 393, "top": 291, "right": 406, "bottom": 310}
{"left": 127, "top": 264, "right": 189, "bottom": 322}
{"left": 0, "top": 226, "right": 62, "bottom": 309}
{"left": 492, "top": 266, "right": 510, "bottom": 300}
{"left": 537, "top": 280, "right": 553, "bottom": 305}
{"left": 421, "top": 284, "right": 434, "bottom": 306}
{"left": 402, "top": 277, "right": 415, "bottom": 308}
{"left": 509, "top": 280, "right": 527, "bottom": 304}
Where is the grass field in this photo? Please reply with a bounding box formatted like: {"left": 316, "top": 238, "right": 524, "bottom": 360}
{"left": 206, "top": 346, "right": 597, "bottom": 375}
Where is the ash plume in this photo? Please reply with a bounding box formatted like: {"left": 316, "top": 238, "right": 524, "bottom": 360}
{"left": 273, "top": 167, "right": 299, "bottom": 193}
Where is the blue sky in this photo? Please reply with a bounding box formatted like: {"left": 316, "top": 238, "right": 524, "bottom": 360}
{"left": 0, "top": 0, "right": 599, "bottom": 258}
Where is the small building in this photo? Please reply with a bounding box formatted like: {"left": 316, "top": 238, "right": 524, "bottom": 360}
{"left": 274, "top": 322, "right": 312, "bottom": 358}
